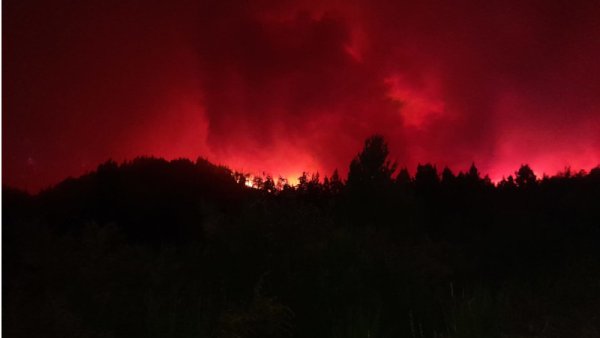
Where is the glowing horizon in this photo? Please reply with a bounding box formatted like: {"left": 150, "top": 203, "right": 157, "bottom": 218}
{"left": 4, "top": 0, "right": 600, "bottom": 192}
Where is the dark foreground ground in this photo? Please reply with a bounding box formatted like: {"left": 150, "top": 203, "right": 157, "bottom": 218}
{"left": 4, "top": 137, "right": 600, "bottom": 338}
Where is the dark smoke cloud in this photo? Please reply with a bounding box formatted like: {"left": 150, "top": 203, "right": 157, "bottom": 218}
{"left": 4, "top": 0, "right": 600, "bottom": 191}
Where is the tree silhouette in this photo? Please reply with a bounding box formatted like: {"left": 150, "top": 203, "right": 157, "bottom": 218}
{"left": 515, "top": 164, "right": 537, "bottom": 188}
{"left": 415, "top": 163, "right": 439, "bottom": 191}
{"left": 395, "top": 167, "right": 412, "bottom": 190}
{"left": 498, "top": 175, "right": 517, "bottom": 191}
{"left": 325, "top": 169, "right": 343, "bottom": 195}
{"left": 347, "top": 135, "right": 397, "bottom": 190}
{"left": 441, "top": 166, "right": 456, "bottom": 184}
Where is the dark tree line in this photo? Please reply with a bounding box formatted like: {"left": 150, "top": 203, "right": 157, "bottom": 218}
{"left": 3, "top": 135, "right": 600, "bottom": 338}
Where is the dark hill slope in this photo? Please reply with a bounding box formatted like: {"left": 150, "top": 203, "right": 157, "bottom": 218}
{"left": 7, "top": 157, "right": 249, "bottom": 244}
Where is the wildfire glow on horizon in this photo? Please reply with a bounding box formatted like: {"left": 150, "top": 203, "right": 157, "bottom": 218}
{"left": 4, "top": 0, "right": 600, "bottom": 192}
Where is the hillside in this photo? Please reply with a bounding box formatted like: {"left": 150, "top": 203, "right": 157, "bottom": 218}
{"left": 3, "top": 137, "right": 600, "bottom": 338}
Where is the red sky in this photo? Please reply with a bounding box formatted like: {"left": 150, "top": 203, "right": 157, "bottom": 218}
{"left": 4, "top": 0, "right": 600, "bottom": 191}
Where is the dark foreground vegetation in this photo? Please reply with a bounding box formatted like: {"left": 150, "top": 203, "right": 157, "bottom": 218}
{"left": 4, "top": 136, "right": 600, "bottom": 338}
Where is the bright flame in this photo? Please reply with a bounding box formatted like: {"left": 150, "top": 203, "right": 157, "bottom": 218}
{"left": 238, "top": 173, "right": 302, "bottom": 189}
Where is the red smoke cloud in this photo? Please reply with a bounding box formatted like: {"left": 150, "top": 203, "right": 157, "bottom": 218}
{"left": 4, "top": 0, "right": 600, "bottom": 191}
